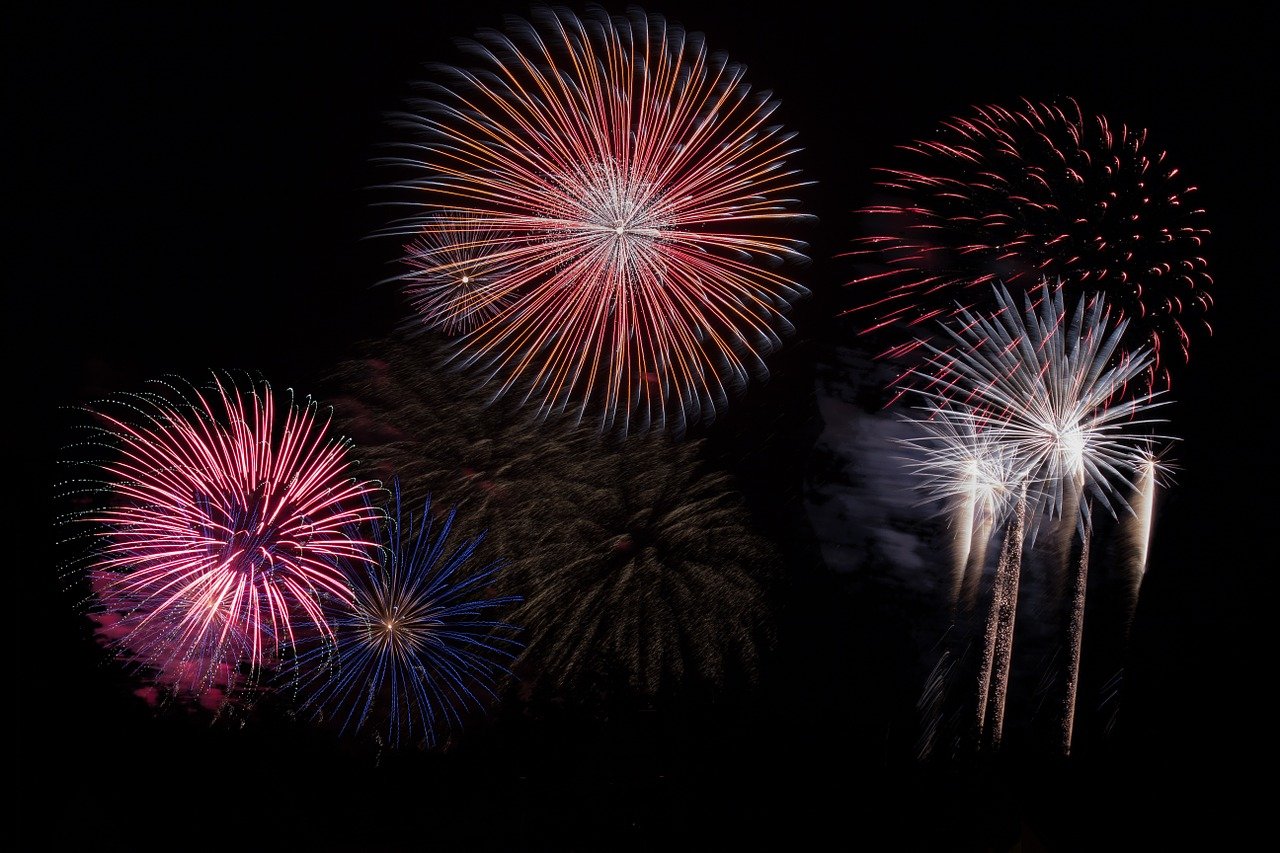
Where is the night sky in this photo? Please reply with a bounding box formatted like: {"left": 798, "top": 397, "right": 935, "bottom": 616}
{"left": 15, "top": 3, "right": 1270, "bottom": 850}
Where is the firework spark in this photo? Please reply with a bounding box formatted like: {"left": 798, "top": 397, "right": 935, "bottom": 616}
{"left": 66, "top": 374, "right": 380, "bottom": 702}
{"left": 851, "top": 98, "right": 1212, "bottom": 392}
{"left": 297, "top": 488, "right": 521, "bottom": 749}
{"left": 386, "top": 6, "right": 811, "bottom": 433}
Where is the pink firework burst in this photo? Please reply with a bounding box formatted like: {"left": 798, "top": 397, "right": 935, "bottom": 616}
{"left": 386, "top": 6, "right": 812, "bottom": 433}
{"left": 79, "top": 374, "right": 381, "bottom": 702}
{"left": 849, "top": 98, "right": 1211, "bottom": 393}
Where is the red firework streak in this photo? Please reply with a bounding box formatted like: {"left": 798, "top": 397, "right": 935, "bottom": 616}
{"left": 848, "top": 98, "right": 1211, "bottom": 398}
{"left": 386, "top": 6, "right": 812, "bottom": 434}
{"left": 84, "top": 374, "right": 381, "bottom": 700}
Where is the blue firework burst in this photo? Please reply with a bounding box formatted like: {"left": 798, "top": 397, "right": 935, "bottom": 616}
{"left": 298, "top": 486, "right": 521, "bottom": 748}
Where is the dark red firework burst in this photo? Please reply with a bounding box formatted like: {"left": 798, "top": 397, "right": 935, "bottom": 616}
{"left": 849, "top": 98, "right": 1212, "bottom": 391}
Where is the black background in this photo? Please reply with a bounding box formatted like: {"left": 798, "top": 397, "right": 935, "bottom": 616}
{"left": 13, "top": 3, "right": 1270, "bottom": 850}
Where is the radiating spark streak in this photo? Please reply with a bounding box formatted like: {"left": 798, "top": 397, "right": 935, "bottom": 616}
{"left": 919, "top": 281, "right": 1169, "bottom": 533}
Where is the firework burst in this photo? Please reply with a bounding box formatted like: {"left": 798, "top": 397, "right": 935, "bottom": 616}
{"left": 922, "top": 281, "right": 1168, "bottom": 532}
{"left": 64, "top": 374, "right": 381, "bottom": 702}
{"left": 852, "top": 98, "right": 1211, "bottom": 392}
{"left": 482, "top": 435, "right": 778, "bottom": 699}
{"left": 898, "top": 404, "right": 1023, "bottom": 610}
{"left": 386, "top": 6, "right": 811, "bottom": 433}
{"left": 906, "top": 282, "right": 1171, "bottom": 750}
{"left": 326, "top": 335, "right": 586, "bottom": 515}
{"left": 296, "top": 487, "right": 521, "bottom": 749}
{"left": 401, "top": 212, "right": 516, "bottom": 336}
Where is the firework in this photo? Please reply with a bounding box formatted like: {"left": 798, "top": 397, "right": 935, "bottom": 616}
{"left": 66, "top": 374, "right": 380, "bottom": 703}
{"left": 483, "top": 435, "right": 778, "bottom": 699}
{"left": 910, "top": 282, "right": 1169, "bottom": 750}
{"left": 386, "top": 6, "right": 811, "bottom": 433}
{"left": 400, "top": 212, "right": 516, "bottom": 336}
{"left": 852, "top": 98, "right": 1211, "bottom": 392}
{"left": 296, "top": 487, "right": 521, "bottom": 748}
{"left": 922, "top": 281, "right": 1166, "bottom": 532}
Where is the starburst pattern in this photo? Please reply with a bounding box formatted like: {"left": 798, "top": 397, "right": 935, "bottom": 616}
{"left": 296, "top": 488, "right": 521, "bottom": 748}
{"left": 386, "top": 6, "right": 811, "bottom": 432}
{"left": 401, "top": 212, "right": 516, "bottom": 336}
{"left": 920, "top": 281, "right": 1167, "bottom": 526}
{"left": 65, "top": 374, "right": 380, "bottom": 701}
{"left": 479, "top": 435, "right": 778, "bottom": 698}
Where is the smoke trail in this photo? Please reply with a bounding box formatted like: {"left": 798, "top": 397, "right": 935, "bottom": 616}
{"left": 959, "top": 514, "right": 993, "bottom": 616}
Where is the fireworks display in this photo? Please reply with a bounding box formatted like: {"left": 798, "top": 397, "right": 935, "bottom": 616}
{"left": 385, "top": 6, "right": 811, "bottom": 433}
{"left": 34, "top": 7, "right": 1241, "bottom": 846}
{"left": 326, "top": 337, "right": 774, "bottom": 699}
{"left": 66, "top": 374, "right": 381, "bottom": 703}
{"left": 296, "top": 487, "right": 521, "bottom": 749}
{"left": 851, "top": 98, "right": 1212, "bottom": 392}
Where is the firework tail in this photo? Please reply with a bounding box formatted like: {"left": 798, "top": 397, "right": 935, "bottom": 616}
{"left": 1051, "top": 473, "right": 1085, "bottom": 601}
{"left": 985, "top": 484, "right": 1026, "bottom": 748}
{"left": 947, "top": 492, "right": 978, "bottom": 611}
{"left": 975, "top": 483, "right": 1027, "bottom": 747}
{"left": 1122, "top": 459, "right": 1158, "bottom": 634}
{"left": 958, "top": 513, "right": 993, "bottom": 616}
{"left": 1061, "top": 520, "right": 1093, "bottom": 755}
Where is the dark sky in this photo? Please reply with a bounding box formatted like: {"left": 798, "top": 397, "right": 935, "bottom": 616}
{"left": 14, "top": 3, "right": 1270, "bottom": 850}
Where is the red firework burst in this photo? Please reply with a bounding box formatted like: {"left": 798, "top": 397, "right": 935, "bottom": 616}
{"left": 386, "top": 6, "right": 811, "bottom": 433}
{"left": 79, "top": 374, "right": 380, "bottom": 702}
{"left": 849, "top": 98, "right": 1211, "bottom": 392}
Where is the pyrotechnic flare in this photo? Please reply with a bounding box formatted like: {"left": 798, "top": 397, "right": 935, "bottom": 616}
{"left": 386, "top": 6, "right": 811, "bottom": 433}
{"left": 1123, "top": 449, "right": 1173, "bottom": 623}
{"left": 851, "top": 98, "right": 1211, "bottom": 395}
{"left": 296, "top": 487, "right": 521, "bottom": 749}
{"left": 64, "top": 374, "right": 381, "bottom": 703}
{"left": 982, "top": 483, "right": 1026, "bottom": 747}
